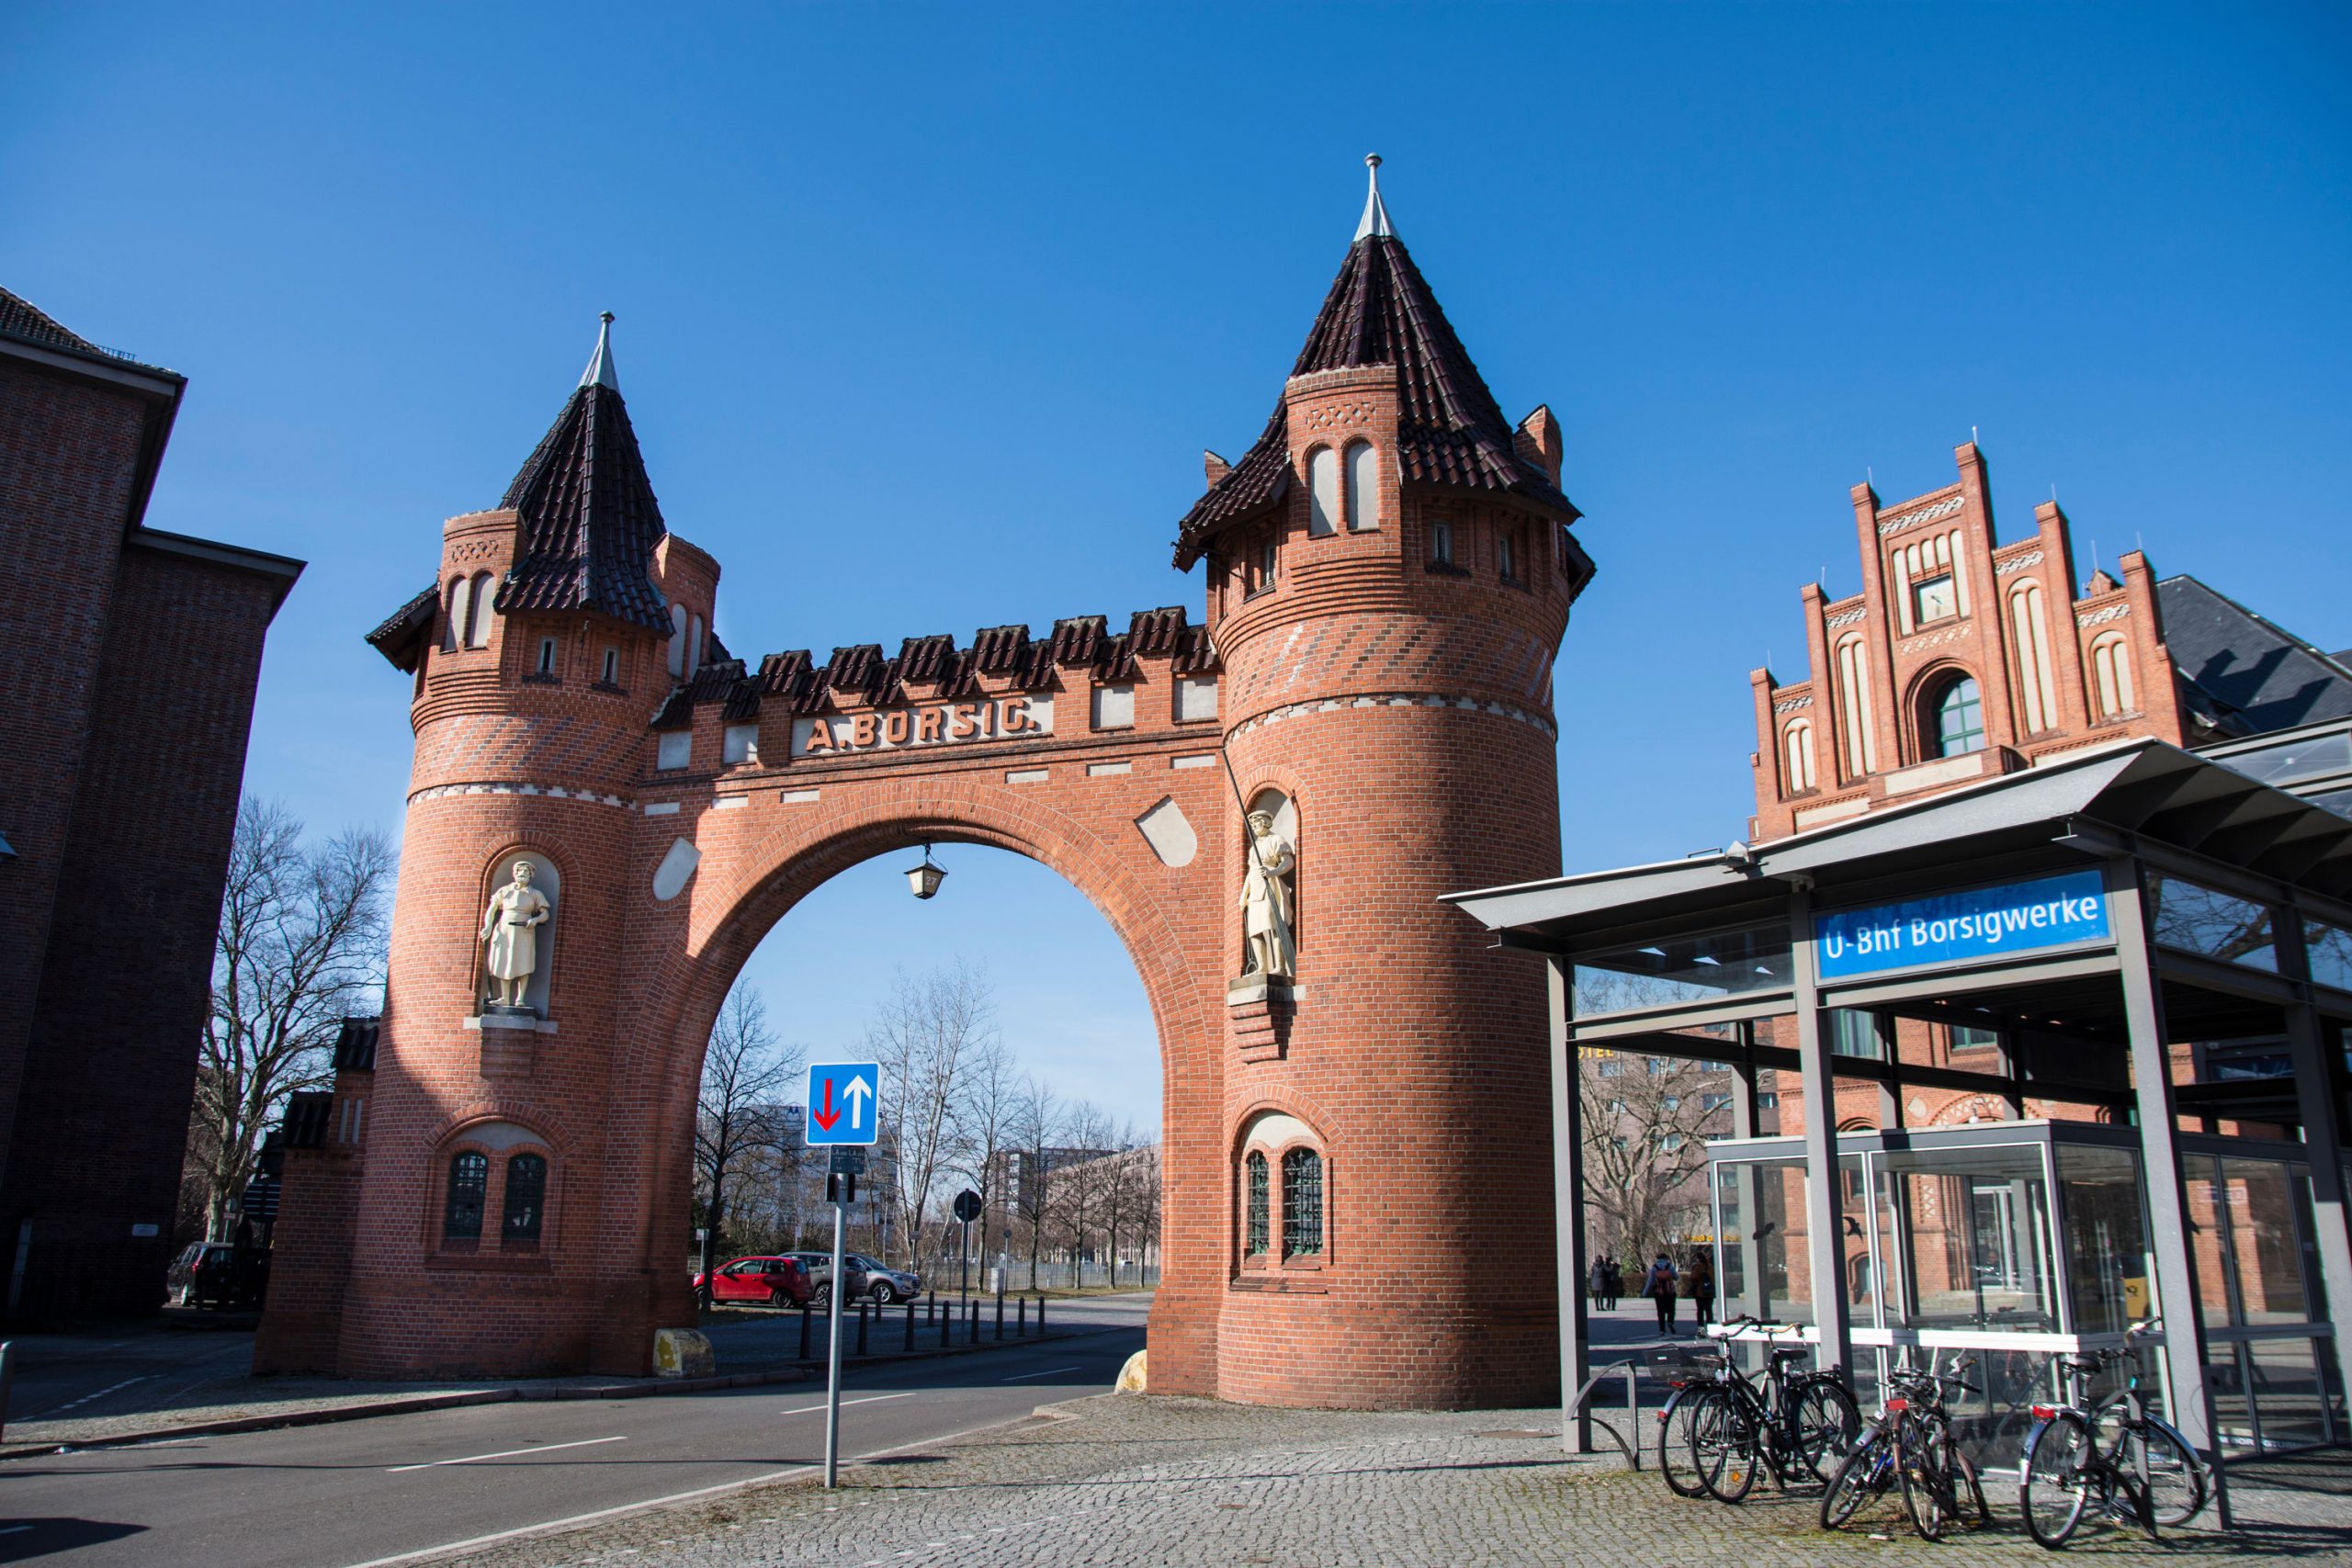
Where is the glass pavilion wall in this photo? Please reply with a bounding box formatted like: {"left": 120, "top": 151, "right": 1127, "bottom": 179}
{"left": 1709, "top": 1122, "right": 2341, "bottom": 1467}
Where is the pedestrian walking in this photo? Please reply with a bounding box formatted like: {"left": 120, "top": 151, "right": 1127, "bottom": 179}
{"left": 1588, "top": 1256, "right": 1609, "bottom": 1313}
{"left": 1643, "top": 1252, "right": 1678, "bottom": 1334}
{"left": 1689, "top": 1249, "right": 1716, "bottom": 1327}
{"left": 1603, "top": 1257, "right": 1623, "bottom": 1311}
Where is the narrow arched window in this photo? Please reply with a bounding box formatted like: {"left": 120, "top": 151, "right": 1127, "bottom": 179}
{"left": 502, "top": 1153, "right": 547, "bottom": 1246}
{"left": 537, "top": 636, "right": 558, "bottom": 677}
{"left": 1244, "top": 1152, "right": 1269, "bottom": 1258}
{"left": 1783, "top": 718, "right": 1815, "bottom": 792}
{"left": 1932, "top": 675, "right": 1986, "bottom": 757}
{"left": 443, "top": 577, "right": 471, "bottom": 652}
{"left": 2010, "top": 582, "right": 2057, "bottom": 734}
{"left": 688, "top": 614, "right": 705, "bottom": 674}
{"left": 444, "top": 1151, "right": 487, "bottom": 1241}
{"left": 600, "top": 647, "right": 619, "bottom": 685}
{"left": 1835, "top": 637, "right": 1877, "bottom": 776}
{"left": 464, "top": 572, "right": 494, "bottom": 649}
{"left": 1281, "top": 1148, "right": 1323, "bottom": 1258}
{"left": 1306, "top": 446, "right": 1339, "bottom": 536}
{"left": 667, "top": 603, "right": 687, "bottom": 677}
{"left": 2092, "top": 634, "right": 2135, "bottom": 717}
{"left": 1430, "top": 518, "right": 1454, "bottom": 568}
{"left": 1343, "top": 440, "right": 1377, "bottom": 531}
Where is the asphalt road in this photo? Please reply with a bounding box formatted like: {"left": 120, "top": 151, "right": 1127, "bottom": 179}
{"left": 0, "top": 1317, "right": 1144, "bottom": 1567}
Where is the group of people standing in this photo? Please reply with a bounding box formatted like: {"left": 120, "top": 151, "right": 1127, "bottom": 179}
{"left": 1589, "top": 1248, "right": 1715, "bottom": 1334}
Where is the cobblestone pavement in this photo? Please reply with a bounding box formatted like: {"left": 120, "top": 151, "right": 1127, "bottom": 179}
{"left": 431, "top": 1393, "right": 2352, "bottom": 1567}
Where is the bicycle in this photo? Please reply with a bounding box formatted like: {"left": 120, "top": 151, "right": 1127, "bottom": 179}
{"left": 1820, "top": 1353, "right": 1989, "bottom": 1539}
{"left": 1682, "top": 1316, "right": 1860, "bottom": 1503}
{"left": 2018, "top": 1317, "right": 2205, "bottom": 1547}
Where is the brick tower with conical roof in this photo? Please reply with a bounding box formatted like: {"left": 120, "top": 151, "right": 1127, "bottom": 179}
{"left": 1182, "top": 158, "right": 1594, "bottom": 1406}
{"left": 260, "top": 317, "right": 724, "bottom": 1376}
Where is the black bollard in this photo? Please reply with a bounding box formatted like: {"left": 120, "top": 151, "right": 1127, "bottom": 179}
{"left": 995, "top": 1292, "right": 1005, "bottom": 1341}
{"left": 968, "top": 1297, "right": 979, "bottom": 1342}
{"left": 1038, "top": 1295, "right": 1047, "bottom": 1334}
{"left": 857, "top": 1299, "right": 871, "bottom": 1356}
{"left": 798, "top": 1301, "right": 812, "bottom": 1360}
{"left": 1018, "top": 1295, "right": 1028, "bottom": 1337}
{"left": 940, "top": 1301, "right": 952, "bottom": 1348}
{"left": 904, "top": 1297, "right": 916, "bottom": 1352}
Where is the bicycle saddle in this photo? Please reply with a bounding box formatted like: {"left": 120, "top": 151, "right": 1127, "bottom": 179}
{"left": 1768, "top": 1346, "right": 1809, "bottom": 1363}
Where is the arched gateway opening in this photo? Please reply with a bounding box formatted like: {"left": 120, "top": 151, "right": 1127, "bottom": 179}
{"left": 259, "top": 168, "right": 1598, "bottom": 1408}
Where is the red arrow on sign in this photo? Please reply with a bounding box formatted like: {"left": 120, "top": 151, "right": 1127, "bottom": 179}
{"left": 812, "top": 1076, "right": 841, "bottom": 1131}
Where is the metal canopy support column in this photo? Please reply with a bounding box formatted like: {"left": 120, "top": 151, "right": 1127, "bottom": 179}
{"left": 2104, "top": 857, "right": 2226, "bottom": 1519}
{"left": 1789, "top": 883, "right": 1852, "bottom": 1373}
{"left": 1548, "top": 956, "right": 1592, "bottom": 1455}
{"left": 2278, "top": 906, "right": 2352, "bottom": 1411}
{"left": 1730, "top": 1022, "right": 1766, "bottom": 1325}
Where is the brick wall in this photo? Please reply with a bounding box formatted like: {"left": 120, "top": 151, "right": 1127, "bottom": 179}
{"left": 5, "top": 541, "right": 283, "bottom": 1316}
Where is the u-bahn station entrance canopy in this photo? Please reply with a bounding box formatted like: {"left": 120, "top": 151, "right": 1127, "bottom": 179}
{"left": 1452, "top": 736, "right": 2352, "bottom": 1473}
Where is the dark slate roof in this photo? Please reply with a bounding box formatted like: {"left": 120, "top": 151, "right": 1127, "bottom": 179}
{"left": 2161, "top": 575, "right": 2352, "bottom": 739}
{"left": 493, "top": 378, "right": 672, "bottom": 633}
{"left": 0, "top": 284, "right": 180, "bottom": 378}
{"left": 333, "top": 1017, "right": 380, "bottom": 1072}
{"left": 366, "top": 582, "right": 439, "bottom": 671}
{"left": 1173, "top": 233, "right": 1577, "bottom": 569}
{"left": 698, "top": 611, "right": 1221, "bottom": 721}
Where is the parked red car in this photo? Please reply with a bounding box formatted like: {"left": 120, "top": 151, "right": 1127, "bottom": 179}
{"left": 692, "top": 1254, "right": 813, "bottom": 1307}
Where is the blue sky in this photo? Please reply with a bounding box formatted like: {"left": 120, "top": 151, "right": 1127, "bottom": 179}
{"left": 6, "top": 5, "right": 2346, "bottom": 1131}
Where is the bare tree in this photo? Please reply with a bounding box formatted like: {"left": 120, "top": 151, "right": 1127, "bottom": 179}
{"left": 195, "top": 798, "right": 394, "bottom": 1237}
{"left": 1050, "top": 1099, "right": 1117, "bottom": 1290}
{"left": 1579, "top": 1049, "right": 1728, "bottom": 1268}
{"left": 1095, "top": 1122, "right": 1150, "bottom": 1290}
{"left": 951, "top": 1032, "right": 1019, "bottom": 1285}
{"left": 868, "top": 961, "right": 996, "bottom": 1273}
{"left": 1012, "top": 1075, "right": 1062, "bottom": 1290}
{"left": 695, "top": 983, "right": 800, "bottom": 1304}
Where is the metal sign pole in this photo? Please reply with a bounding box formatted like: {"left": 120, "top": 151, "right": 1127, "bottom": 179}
{"left": 823, "top": 1194, "right": 846, "bottom": 1487}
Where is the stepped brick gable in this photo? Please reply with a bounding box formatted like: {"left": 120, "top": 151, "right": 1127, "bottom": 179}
{"left": 259, "top": 164, "right": 1594, "bottom": 1406}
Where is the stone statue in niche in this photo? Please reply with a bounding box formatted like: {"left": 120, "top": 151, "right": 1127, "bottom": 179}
{"left": 1239, "top": 809, "right": 1297, "bottom": 981}
{"left": 480, "top": 860, "right": 552, "bottom": 1011}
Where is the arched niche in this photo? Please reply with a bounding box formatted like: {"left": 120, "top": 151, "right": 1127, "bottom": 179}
{"left": 1244, "top": 786, "right": 1300, "bottom": 964}
{"left": 476, "top": 849, "right": 562, "bottom": 1018}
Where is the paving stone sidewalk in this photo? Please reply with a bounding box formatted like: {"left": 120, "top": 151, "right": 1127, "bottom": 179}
{"left": 435, "top": 1393, "right": 2352, "bottom": 1567}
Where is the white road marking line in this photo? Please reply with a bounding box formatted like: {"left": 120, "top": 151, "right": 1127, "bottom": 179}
{"left": 387, "top": 1434, "right": 627, "bottom": 1472}
{"left": 339, "top": 1349, "right": 1136, "bottom": 1568}
{"left": 999, "top": 1365, "right": 1083, "bottom": 1382}
{"left": 775, "top": 1391, "right": 918, "bottom": 1416}
{"left": 0, "top": 1524, "right": 32, "bottom": 1536}
{"left": 28, "top": 1373, "right": 153, "bottom": 1419}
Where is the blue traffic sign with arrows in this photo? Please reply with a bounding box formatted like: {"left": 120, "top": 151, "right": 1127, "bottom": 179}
{"left": 805, "top": 1061, "right": 881, "bottom": 1145}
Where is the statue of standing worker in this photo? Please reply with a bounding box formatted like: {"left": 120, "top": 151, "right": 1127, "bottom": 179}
{"left": 480, "top": 859, "right": 552, "bottom": 1010}
{"left": 1239, "top": 809, "right": 1297, "bottom": 980}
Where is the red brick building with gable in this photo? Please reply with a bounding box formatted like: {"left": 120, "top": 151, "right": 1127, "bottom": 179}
{"left": 1757, "top": 445, "right": 2192, "bottom": 842}
{"left": 0, "top": 287, "right": 301, "bottom": 1320}
{"left": 257, "top": 165, "right": 1599, "bottom": 1407}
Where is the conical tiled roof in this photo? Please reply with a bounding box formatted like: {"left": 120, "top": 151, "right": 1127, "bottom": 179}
{"left": 1173, "top": 227, "right": 1576, "bottom": 569}
{"left": 492, "top": 317, "right": 672, "bottom": 632}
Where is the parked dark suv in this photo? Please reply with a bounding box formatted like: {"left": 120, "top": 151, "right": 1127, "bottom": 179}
{"left": 790, "top": 1251, "right": 921, "bottom": 1306}
{"left": 168, "top": 1241, "right": 267, "bottom": 1309}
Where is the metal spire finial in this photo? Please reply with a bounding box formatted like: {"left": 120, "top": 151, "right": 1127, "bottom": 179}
{"left": 580, "top": 310, "right": 618, "bottom": 391}
{"left": 1354, "top": 152, "right": 1395, "bottom": 242}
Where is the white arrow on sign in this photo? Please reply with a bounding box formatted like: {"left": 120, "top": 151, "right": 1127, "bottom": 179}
{"left": 843, "top": 1076, "right": 874, "bottom": 1131}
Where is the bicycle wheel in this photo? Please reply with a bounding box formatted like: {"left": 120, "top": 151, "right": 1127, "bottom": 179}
{"left": 1688, "top": 1387, "right": 1758, "bottom": 1504}
{"left": 2019, "top": 1413, "right": 2095, "bottom": 1549}
{"left": 1657, "top": 1387, "right": 1709, "bottom": 1498}
{"left": 1791, "top": 1378, "right": 1862, "bottom": 1481}
{"left": 2105, "top": 1413, "right": 2207, "bottom": 1528}
{"left": 1819, "top": 1427, "right": 1895, "bottom": 1530}
{"left": 1897, "top": 1417, "right": 1958, "bottom": 1542}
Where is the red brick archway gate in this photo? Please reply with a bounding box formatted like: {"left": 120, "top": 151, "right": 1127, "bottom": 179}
{"left": 259, "top": 175, "right": 1597, "bottom": 1407}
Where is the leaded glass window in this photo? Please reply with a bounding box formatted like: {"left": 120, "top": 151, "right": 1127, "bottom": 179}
{"left": 1245, "top": 1152, "right": 1269, "bottom": 1257}
{"left": 444, "top": 1151, "right": 487, "bottom": 1241}
{"left": 503, "top": 1153, "right": 546, "bottom": 1245}
{"left": 1281, "top": 1148, "right": 1324, "bottom": 1258}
